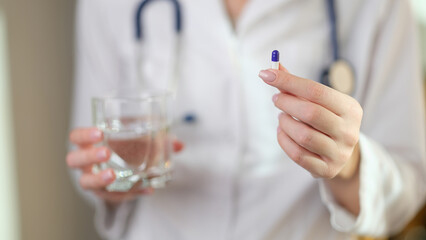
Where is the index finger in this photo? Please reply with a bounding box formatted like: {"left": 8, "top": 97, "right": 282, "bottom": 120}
{"left": 69, "top": 127, "right": 103, "bottom": 146}
{"left": 259, "top": 68, "right": 350, "bottom": 115}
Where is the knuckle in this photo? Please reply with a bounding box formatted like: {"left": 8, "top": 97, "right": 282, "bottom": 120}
{"left": 289, "top": 148, "right": 304, "bottom": 165}
{"left": 342, "top": 128, "right": 359, "bottom": 146}
{"left": 304, "top": 105, "right": 321, "bottom": 123}
{"left": 348, "top": 99, "right": 364, "bottom": 120}
{"left": 298, "top": 130, "right": 314, "bottom": 147}
{"left": 307, "top": 84, "right": 325, "bottom": 101}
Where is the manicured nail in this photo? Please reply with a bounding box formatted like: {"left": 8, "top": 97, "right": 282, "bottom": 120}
{"left": 272, "top": 94, "right": 279, "bottom": 103}
{"left": 91, "top": 130, "right": 102, "bottom": 140}
{"left": 97, "top": 149, "right": 107, "bottom": 160}
{"left": 277, "top": 127, "right": 282, "bottom": 134}
{"left": 259, "top": 70, "right": 276, "bottom": 82}
{"left": 102, "top": 170, "right": 114, "bottom": 182}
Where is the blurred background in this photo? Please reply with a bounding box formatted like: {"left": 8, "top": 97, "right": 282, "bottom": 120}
{"left": 0, "top": 0, "right": 424, "bottom": 240}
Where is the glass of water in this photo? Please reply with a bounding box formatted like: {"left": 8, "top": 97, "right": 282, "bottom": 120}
{"left": 92, "top": 90, "right": 173, "bottom": 192}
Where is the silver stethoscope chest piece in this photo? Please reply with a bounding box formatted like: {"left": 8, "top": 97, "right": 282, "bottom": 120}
{"left": 328, "top": 60, "right": 355, "bottom": 95}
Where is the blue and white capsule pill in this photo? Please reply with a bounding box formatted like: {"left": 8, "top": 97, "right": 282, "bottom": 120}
{"left": 271, "top": 50, "right": 280, "bottom": 70}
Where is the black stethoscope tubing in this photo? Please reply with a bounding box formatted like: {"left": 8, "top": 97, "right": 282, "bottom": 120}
{"left": 135, "top": 0, "right": 183, "bottom": 40}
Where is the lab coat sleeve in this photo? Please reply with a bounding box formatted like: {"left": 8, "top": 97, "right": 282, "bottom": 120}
{"left": 318, "top": 0, "right": 426, "bottom": 236}
{"left": 70, "top": 0, "right": 138, "bottom": 239}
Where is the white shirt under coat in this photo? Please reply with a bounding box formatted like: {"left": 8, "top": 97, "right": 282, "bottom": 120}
{"left": 71, "top": 0, "right": 426, "bottom": 239}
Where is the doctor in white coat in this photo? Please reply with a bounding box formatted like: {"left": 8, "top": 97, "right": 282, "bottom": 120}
{"left": 67, "top": 0, "right": 426, "bottom": 239}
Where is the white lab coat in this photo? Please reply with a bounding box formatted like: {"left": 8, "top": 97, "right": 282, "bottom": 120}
{"left": 71, "top": 0, "right": 426, "bottom": 239}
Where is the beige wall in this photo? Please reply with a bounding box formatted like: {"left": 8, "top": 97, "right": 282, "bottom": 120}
{"left": 3, "top": 0, "right": 100, "bottom": 239}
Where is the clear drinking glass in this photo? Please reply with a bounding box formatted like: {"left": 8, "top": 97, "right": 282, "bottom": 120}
{"left": 92, "top": 90, "right": 173, "bottom": 192}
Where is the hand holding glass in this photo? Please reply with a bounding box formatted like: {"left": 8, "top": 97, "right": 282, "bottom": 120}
{"left": 92, "top": 91, "right": 173, "bottom": 192}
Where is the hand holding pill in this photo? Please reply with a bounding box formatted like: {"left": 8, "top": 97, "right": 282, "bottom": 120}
{"left": 259, "top": 50, "right": 363, "bottom": 181}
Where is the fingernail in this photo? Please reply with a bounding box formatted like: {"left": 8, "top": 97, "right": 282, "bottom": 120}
{"left": 102, "top": 170, "right": 114, "bottom": 182}
{"left": 259, "top": 70, "right": 276, "bottom": 82}
{"left": 97, "top": 149, "right": 107, "bottom": 160}
{"left": 278, "top": 112, "right": 284, "bottom": 119}
{"left": 272, "top": 94, "right": 279, "bottom": 102}
{"left": 91, "top": 130, "right": 102, "bottom": 140}
{"left": 277, "top": 127, "right": 282, "bottom": 134}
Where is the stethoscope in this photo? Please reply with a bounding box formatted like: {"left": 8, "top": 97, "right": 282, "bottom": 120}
{"left": 135, "top": 0, "right": 183, "bottom": 99}
{"left": 320, "top": 0, "right": 355, "bottom": 95}
{"left": 135, "top": 0, "right": 355, "bottom": 122}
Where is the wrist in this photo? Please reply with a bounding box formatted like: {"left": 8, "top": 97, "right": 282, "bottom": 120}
{"left": 324, "top": 142, "right": 361, "bottom": 216}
